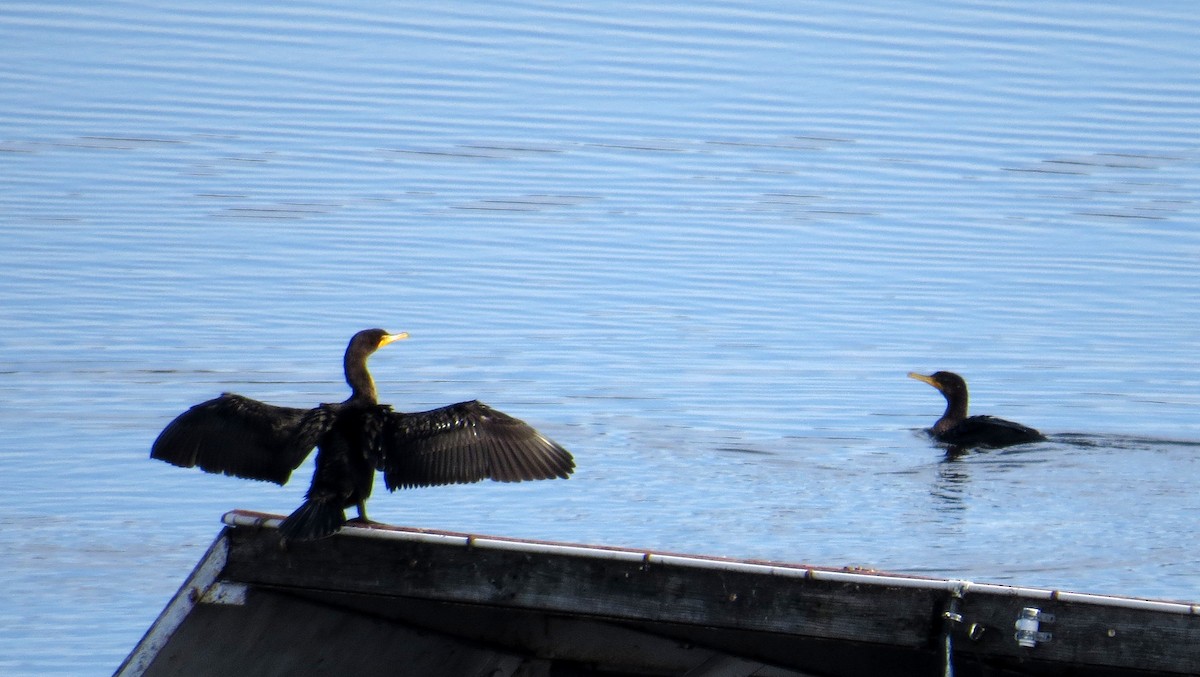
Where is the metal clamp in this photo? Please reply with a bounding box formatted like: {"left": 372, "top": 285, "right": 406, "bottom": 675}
{"left": 1014, "top": 607, "right": 1054, "bottom": 648}
{"left": 941, "top": 582, "right": 970, "bottom": 677}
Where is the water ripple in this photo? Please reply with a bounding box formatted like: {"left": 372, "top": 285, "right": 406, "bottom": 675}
{"left": 2, "top": 2, "right": 1200, "bottom": 675}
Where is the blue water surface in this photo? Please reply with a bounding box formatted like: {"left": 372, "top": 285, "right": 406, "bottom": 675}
{"left": 1, "top": 2, "right": 1199, "bottom": 675}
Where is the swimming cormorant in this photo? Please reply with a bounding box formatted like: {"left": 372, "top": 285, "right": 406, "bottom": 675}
{"left": 151, "top": 329, "right": 574, "bottom": 542}
{"left": 908, "top": 370, "right": 1044, "bottom": 452}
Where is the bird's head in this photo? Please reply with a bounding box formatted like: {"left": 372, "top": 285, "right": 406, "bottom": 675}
{"left": 907, "top": 370, "right": 968, "bottom": 401}
{"left": 350, "top": 328, "right": 409, "bottom": 356}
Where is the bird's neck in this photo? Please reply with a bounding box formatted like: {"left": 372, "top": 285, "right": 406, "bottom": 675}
{"left": 344, "top": 353, "right": 378, "bottom": 404}
{"left": 933, "top": 395, "right": 968, "bottom": 434}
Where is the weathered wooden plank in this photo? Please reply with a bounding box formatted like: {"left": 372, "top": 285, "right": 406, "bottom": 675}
{"left": 291, "top": 589, "right": 821, "bottom": 677}
{"left": 216, "top": 519, "right": 1200, "bottom": 676}
{"left": 948, "top": 593, "right": 1200, "bottom": 674}
{"left": 223, "top": 525, "right": 946, "bottom": 649}
{"left": 140, "top": 588, "right": 526, "bottom": 677}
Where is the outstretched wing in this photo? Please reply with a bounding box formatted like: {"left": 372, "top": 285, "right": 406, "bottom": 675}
{"left": 151, "top": 393, "right": 334, "bottom": 484}
{"left": 376, "top": 400, "right": 574, "bottom": 491}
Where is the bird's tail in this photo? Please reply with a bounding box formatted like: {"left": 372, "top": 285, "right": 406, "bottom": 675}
{"left": 279, "top": 499, "right": 346, "bottom": 543}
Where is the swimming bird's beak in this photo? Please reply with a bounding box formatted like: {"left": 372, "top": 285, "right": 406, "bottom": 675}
{"left": 907, "top": 372, "right": 942, "bottom": 391}
{"left": 379, "top": 332, "right": 409, "bottom": 348}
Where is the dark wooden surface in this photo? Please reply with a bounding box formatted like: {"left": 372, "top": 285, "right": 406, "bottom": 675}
{"left": 141, "top": 589, "right": 528, "bottom": 677}
{"left": 211, "top": 519, "right": 1200, "bottom": 677}
{"left": 224, "top": 526, "right": 943, "bottom": 644}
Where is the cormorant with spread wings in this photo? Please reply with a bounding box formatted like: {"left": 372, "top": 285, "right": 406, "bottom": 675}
{"left": 151, "top": 329, "right": 574, "bottom": 542}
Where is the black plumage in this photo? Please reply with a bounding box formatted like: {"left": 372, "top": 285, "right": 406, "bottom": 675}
{"left": 152, "top": 329, "right": 574, "bottom": 542}
{"left": 908, "top": 370, "right": 1044, "bottom": 452}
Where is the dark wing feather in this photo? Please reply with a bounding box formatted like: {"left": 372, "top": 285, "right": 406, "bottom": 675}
{"left": 941, "top": 415, "right": 1045, "bottom": 449}
{"left": 377, "top": 400, "right": 574, "bottom": 491}
{"left": 151, "top": 393, "right": 332, "bottom": 484}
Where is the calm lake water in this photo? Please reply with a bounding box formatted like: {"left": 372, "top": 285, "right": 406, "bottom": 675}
{"left": 3, "top": 1, "right": 1200, "bottom": 674}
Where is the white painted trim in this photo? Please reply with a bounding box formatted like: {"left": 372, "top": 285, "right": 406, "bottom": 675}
{"left": 113, "top": 533, "right": 229, "bottom": 677}
{"left": 218, "top": 510, "right": 1200, "bottom": 616}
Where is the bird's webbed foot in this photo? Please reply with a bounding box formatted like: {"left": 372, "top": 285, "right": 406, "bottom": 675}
{"left": 346, "top": 502, "right": 378, "bottom": 526}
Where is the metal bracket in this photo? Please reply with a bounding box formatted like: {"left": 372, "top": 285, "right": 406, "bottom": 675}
{"left": 200, "top": 581, "right": 248, "bottom": 606}
{"left": 1014, "top": 607, "right": 1054, "bottom": 648}
{"left": 941, "top": 582, "right": 970, "bottom": 677}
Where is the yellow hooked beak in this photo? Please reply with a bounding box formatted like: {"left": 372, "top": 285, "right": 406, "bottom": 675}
{"left": 379, "top": 332, "right": 409, "bottom": 348}
{"left": 907, "top": 372, "right": 942, "bottom": 392}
